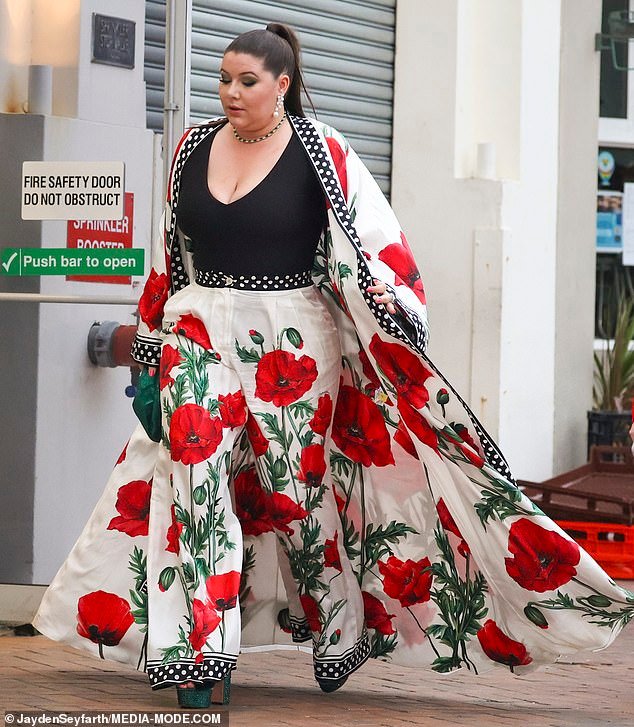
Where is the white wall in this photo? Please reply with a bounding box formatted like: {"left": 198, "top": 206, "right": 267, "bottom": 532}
{"left": 553, "top": 0, "right": 601, "bottom": 472}
{"left": 0, "top": 0, "right": 145, "bottom": 123}
{"left": 0, "top": 0, "right": 156, "bottom": 583}
{"left": 0, "top": 0, "right": 32, "bottom": 113}
{"left": 391, "top": 0, "right": 505, "bottom": 427}
{"left": 391, "top": 0, "right": 600, "bottom": 480}
{"left": 32, "top": 116, "right": 154, "bottom": 584}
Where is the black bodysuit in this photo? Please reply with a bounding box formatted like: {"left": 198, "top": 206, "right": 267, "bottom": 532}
{"left": 176, "top": 128, "right": 326, "bottom": 277}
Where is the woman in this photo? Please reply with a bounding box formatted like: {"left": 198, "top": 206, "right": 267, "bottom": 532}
{"left": 35, "top": 23, "right": 633, "bottom": 709}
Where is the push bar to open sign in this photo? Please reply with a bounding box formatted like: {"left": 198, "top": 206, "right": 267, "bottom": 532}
{"left": 1, "top": 248, "right": 144, "bottom": 276}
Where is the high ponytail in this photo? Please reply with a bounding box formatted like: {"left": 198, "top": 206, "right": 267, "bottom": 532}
{"left": 224, "top": 23, "right": 315, "bottom": 118}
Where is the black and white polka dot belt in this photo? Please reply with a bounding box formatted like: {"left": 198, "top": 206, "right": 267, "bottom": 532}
{"left": 194, "top": 269, "right": 313, "bottom": 290}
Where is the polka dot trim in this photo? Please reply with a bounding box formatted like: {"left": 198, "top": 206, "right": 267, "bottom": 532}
{"left": 167, "top": 120, "right": 223, "bottom": 252}
{"left": 420, "top": 352, "right": 515, "bottom": 483}
{"left": 289, "top": 115, "right": 429, "bottom": 353}
{"left": 314, "top": 632, "right": 371, "bottom": 682}
{"left": 170, "top": 233, "right": 189, "bottom": 293}
{"left": 165, "top": 116, "right": 510, "bottom": 486}
{"left": 131, "top": 334, "right": 161, "bottom": 367}
{"left": 289, "top": 617, "right": 312, "bottom": 643}
{"left": 147, "top": 652, "right": 237, "bottom": 688}
{"left": 195, "top": 268, "right": 313, "bottom": 291}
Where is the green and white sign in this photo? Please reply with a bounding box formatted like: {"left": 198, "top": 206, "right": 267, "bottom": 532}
{"left": 1, "top": 248, "right": 144, "bottom": 276}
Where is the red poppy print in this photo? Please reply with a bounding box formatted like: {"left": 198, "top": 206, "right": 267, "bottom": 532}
{"left": 169, "top": 404, "right": 224, "bottom": 465}
{"left": 116, "top": 441, "right": 128, "bottom": 465}
{"left": 377, "top": 233, "right": 427, "bottom": 306}
{"left": 107, "top": 479, "right": 152, "bottom": 537}
{"left": 505, "top": 518, "right": 580, "bottom": 593}
{"left": 325, "top": 137, "right": 348, "bottom": 200}
{"left": 457, "top": 441, "right": 486, "bottom": 468}
{"left": 436, "top": 498, "right": 461, "bottom": 539}
{"left": 218, "top": 391, "right": 248, "bottom": 429}
{"left": 266, "top": 492, "right": 309, "bottom": 535}
{"left": 159, "top": 344, "right": 183, "bottom": 390}
{"left": 332, "top": 485, "right": 346, "bottom": 514}
{"left": 76, "top": 590, "right": 134, "bottom": 647}
{"left": 324, "top": 531, "right": 343, "bottom": 571}
{"left": 477, "top": 620, "right": 532, "bottom": 669}
{"left": 359, "top": 349, "right": 382, "bottom": 394}
{"left": 436, "top": 498, "right": 470, "bottom": 556}
{"left": 255, "top": 349, "right": 318, "bottom": 407}
{"left": 206, "top": 570, "right": 241, "bottom": 611}
{"left": 378, "top": 555, "right": 433, "bottom": 608}
{"left": 453, "top": 422, "right": 480, "bottom": 453}
{"left": 188, "top": 598, "right": 221, "bottom": 652}
{"left": 397, "top": 400, "right": 440, "bottom": 455}
{"left": 362, "top": 591, "right": 396, "bottom": 635}
{"left": 174, "top": 314, "right": 213, "bottom": 350}
{"left": 369, "top": 335, "right": 433, "bottom": 408}
{"left": 138, "top": 268, "right": 169, "bottom": 332}
{"left": 453, "top": 423, "right": 485, "bottom": 468}
{"left": 246, "top": 412, "right": 269, "bottom": 457}
{"left": 299, "top": 593, "right": 322, "bottom": 633}
{"left": 330, "top": 281, "right": 350, "bottom": 316}
{"left": 332, "top": 385, "right": 394, "bottom": 467}
{"left": 309, "top": 393, "right": 333, "bottom": 436}
{"left": 234, "top": 467, "right": 274, "bottom": 536}
{"left": 297, "top": 444, "right": 327, "bottom": 488}
{"left": 394, "top": 418, "right": 419, "bottom": 459}
{"left": 165, "top": 504, "right": 183, "bottom": 554}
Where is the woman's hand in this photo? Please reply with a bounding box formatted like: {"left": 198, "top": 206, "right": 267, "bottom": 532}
{"left": 367, "top": 279, "right": 397, "bottom": 314}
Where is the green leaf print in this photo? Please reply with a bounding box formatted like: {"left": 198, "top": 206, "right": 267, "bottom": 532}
{"left": 259, "top": 412, "right": 287, "bottom": 450}
{"left": 525, "top": 583, "right": 634, "bottom": 630}
{"left": 427, "top": 525, "right": 488, "bottom": 674}
{"left": 364, "top": 521, "right": 418, "bottom": 571}
{"left": 288, "top": 400, "right": 315, "bottom": 421}
{"left": 128, "top": 547, "right": 148, "bottom": 633}
{"left": 234, "top": 340, "right": 261, "bottom": 363}
{"left": 470, "top": 472, "right": 540, "bottom": 530}
{"left": 160, "top": 625, "right": 191, "bottom": 663}
{"left": 341, "top": 511, "right": 361, "bottom": 564}
{"left": 239, "top": 545, "right": 257, "bottom": 615}
{"left": 370, "top": 631, "right": 398, "bottom": 659}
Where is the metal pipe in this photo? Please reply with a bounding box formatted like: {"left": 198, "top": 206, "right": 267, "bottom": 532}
{"left": 163, "top": 0, "right": 191, "bottom": 191}
{"left": 0, "top": 293, "right": 137, "bottom": 305}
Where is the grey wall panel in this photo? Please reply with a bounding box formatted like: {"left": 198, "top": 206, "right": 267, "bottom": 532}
{"left": 145, "top": 0, "right": 395, "bottom": 193}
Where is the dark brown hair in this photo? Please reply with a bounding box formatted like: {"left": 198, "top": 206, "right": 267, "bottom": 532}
{"left": 224, "top": 23, "right": 315, "bottom": 118}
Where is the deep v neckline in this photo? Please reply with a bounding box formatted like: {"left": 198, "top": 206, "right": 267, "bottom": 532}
{"left": 206, "top": 130, "right": 294, "bottom": 207}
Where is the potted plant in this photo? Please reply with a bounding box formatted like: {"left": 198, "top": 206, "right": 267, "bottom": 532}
{"left": 590, "top": 296, "right": 634, "bottom": 452}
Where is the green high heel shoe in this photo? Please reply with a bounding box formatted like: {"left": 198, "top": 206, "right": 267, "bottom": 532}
{"left": 212, "top": 673, "right": 232, "bottom": 705}
{"left": 175, "top": 674, "right": 231, "bottom": 709}
{"left": 176, "top": 683, "right": 212, "bottom": 709}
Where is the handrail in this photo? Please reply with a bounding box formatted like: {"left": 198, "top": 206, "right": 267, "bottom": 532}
{"left": 0, "top": 292, "right": 137, "bottom": 305}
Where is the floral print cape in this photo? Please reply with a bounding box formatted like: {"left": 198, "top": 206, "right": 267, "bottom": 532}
{"left": 35, "top": 115, "right": 633, "bottom": 681}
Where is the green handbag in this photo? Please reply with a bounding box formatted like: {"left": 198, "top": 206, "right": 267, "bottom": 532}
{"left": 132, "top": 368, "right": 162, "bottom": 442}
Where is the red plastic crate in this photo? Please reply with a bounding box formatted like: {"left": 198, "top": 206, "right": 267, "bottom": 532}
{"left": 557, "top": 520, "right": 634, "bottom": 580}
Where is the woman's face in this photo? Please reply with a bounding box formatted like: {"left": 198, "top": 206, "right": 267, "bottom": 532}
{"left": 219, "top": 51, "right": 289, "bottom": 132}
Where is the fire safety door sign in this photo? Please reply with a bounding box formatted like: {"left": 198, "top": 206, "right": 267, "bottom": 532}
{"left": 67, "top": 191, "right": 135, "bottom": 284}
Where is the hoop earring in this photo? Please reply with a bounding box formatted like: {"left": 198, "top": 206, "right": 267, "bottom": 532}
{"left": 273, "top": 93, "right": 284, "bottom": 118}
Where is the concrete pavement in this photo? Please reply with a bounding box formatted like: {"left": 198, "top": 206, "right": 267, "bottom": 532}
{"left": 2, "top": 595, "right": 634, "bottom": 727}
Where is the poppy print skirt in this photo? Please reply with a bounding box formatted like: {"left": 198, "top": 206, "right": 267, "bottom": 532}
{"left": 34, "top": 278, "right": 634, "bottom": 690}
{"left": 36, "top": 281, "right": 369, "bottom": 689}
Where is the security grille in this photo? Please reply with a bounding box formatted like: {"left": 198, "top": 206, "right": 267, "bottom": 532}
{"left": 145, "top": 0, "right": 396, "bottom": 193}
